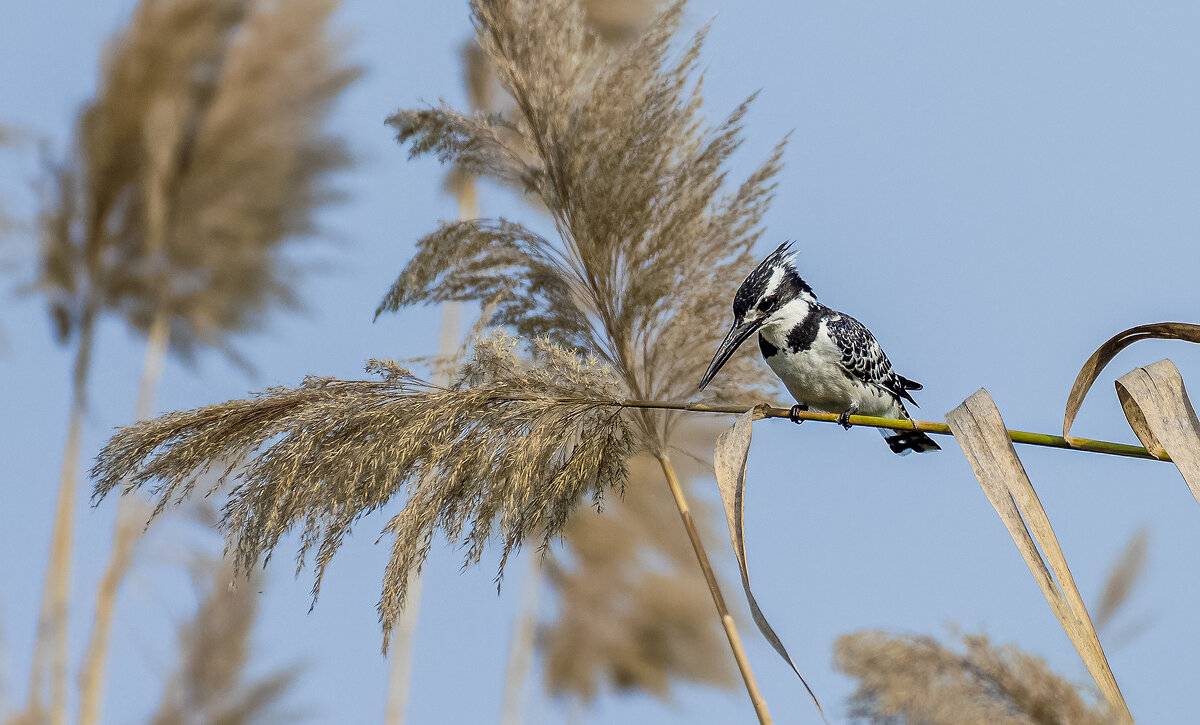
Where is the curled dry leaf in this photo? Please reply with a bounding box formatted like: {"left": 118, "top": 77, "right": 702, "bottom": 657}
{"left": 946, "top": 389, "right": 1131, "bottom": 723}
{"left": 713, "top": 408, "right": 825, "bottom": 721}
{"left": 1062, "top": 322, "right": 1200, "bottom": 442}
{"left": 1115, "top": 359, "right": 1200, "bottom": 505}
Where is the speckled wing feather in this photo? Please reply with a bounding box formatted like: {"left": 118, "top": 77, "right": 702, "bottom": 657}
{"left": 826, "top": 313, "right": 919, "bottom": 406}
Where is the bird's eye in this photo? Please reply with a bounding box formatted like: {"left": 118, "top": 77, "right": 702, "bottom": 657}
{"left": 757, "top": 295, "right": 776, "bottom": 313}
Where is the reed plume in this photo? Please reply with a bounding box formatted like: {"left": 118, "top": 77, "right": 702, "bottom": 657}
{"left": 150, "top": 558, "right": 300, "bottom": 725}
{"left": 93, "top": 334, "right": 635, "bottom": 643}
{"left": 540, "top": 451, "right": 733, "bottom": 700}
{"left": 0, "top": 125, "right": 16, "bottom": 242}
{"left": 835, "top": 530, "right": 1151, "bottom": 724}
{"left": 383, "top": 3, "right": 781, "bottom": 426}
{"left": 93, "top": 0, "right": 783, "bottom": 718}
{"left": 1093, "top": 529, "right": 1148, "bottom": 633}
{"left": 835, "top": 631, "right": 1114, "bottom": 725}
{"left": 384, "top": 1, "right": 783, "bottom": 714}
{"left": 31, "top": 0, "right": 356, "bottom": 722}
{"left": 432, "top": 0, "right": 737, "bottom": 709}
{"left": 40, "top": 0, "right": 357, "bottom": 362}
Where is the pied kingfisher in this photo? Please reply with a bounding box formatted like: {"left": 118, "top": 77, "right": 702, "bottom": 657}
{"left": 699, "top": 242, "right": 940, "bottom": 455}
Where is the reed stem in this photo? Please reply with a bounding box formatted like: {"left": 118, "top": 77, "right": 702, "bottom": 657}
{"left": 607, "top": 400, "right": 1165, "bottom": 462}
{"left": 655, "top": 453, "right": 772, "bottom": 725}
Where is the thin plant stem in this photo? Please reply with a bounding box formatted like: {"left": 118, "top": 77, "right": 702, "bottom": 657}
{"left": 599, "top": 400, "right": 1163, "bottom": 462}
{"left": 385, "top": 306, "right": 458, "bottom": 725}
{"left": 655, "top": 453, "right": 772, "bottom": 725}
{"left": 384, "top": 566, "right": 423, "bottom": 725}
{"left": 499, "top": 551, "right": 544, "bottom": 725}
{"left": 77, "top": 306, "right": 170, "bottom": 725}
{"left": 385, "top": 173, "right": 476, "bottom": 725}
{"left": 30, "top": 302, "right": 97, "bottom": 725}
{"left": 75, "top": 510, "right": 139, "bottom": 725}
{"left": 431, "top": 394, "right": 1159, "bottom": 461}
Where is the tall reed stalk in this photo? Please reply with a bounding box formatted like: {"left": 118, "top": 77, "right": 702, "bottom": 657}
{"left": 656, "top": 453, "right": 771, "bottom": 720}
{"left": 33, "top": 1, "right": 357, "bottom": 721}
{"left": 28, "top": 301, "right": 95, "bottom": 725}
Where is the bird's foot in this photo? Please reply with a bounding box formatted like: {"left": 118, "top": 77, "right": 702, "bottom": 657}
{"left": 788, "top": 404, "right": 808, "bottom": 424}
{"left": 838, "top": 404, "right": 859, "bottom": 429}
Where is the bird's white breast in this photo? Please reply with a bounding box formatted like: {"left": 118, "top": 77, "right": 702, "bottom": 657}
{"left": 759, "top": 304, "right": 900, "bottom": 418}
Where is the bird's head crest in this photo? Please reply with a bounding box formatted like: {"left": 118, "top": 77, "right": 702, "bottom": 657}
{"left": 731, "top": 241, "right": 814, "bottom": 322}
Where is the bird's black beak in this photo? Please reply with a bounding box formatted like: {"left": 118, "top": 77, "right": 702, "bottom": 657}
{"left": 699, "top": 317, "right": 763, "bottom": 390}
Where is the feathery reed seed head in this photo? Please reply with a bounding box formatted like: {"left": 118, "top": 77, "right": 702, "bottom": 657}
{"left": 150, "top": 557, "right": 300, "bottom": 725}
{"left": 541, "top": 454, "right": 733, "bottom": 699}
{"left": 92, "top": 333, "right": 636, "bottom": 645}
{"left": 835, "top": 631, "right": 1115, "bottom": 725}
{"left": 416, "top": 0, "right": 751, "bottom": 701}
{"left": 38, "top": 0, "right": 357, "bottom": 359}
{"left": 383, "top": 0, "right": 785, "bottom": 452}
{"left": 93, "top": 0, "right": 784, "bottom": 661}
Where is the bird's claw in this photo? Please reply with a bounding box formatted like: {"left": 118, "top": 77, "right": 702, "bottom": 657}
{"left": 838, "top": 406, "right": 858, "bottom": 429}
{"left": 788, "top": 404, "right": 808, "bottom": 424}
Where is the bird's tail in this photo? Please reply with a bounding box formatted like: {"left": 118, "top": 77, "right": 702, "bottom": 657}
{"left": 879, "top": 426, "right": 941, "bottom": 455}
{"left": 879, "top": 400, "right": 941, "bottom": 454}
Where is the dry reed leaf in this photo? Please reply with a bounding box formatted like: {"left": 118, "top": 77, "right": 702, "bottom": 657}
{"left": 91, "top": 333, "right": 635, "bottom": 646}
{"left": 946, "top": 389, "right": 1131, "bottom": 722}
{"left": 1062, "top": 323, "right": 1200, "bottom": 442}
{"left": 1115, "top": 360, "right": 1200, "bottom": 503}
{"left": 713, "top": 409, "right": 825, "bottom": 720}
{"left": 835, "top": 630, "right": 1114, "bottom": 725}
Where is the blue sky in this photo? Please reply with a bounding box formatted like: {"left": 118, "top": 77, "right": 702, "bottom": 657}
{"left": 3, "top": 2, "right": 1200, "bottom": 723}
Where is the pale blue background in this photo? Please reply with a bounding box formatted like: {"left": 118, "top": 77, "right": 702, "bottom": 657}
{"left": 2, "top": 2, "right": 1199, "bottom": 723}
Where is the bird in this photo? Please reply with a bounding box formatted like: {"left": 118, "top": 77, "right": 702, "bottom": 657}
{"left": 698, "top": 241, "right": 940, "bottom": 455}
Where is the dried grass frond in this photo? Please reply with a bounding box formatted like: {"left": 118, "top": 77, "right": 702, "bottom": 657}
{"left": 37, "top": 160, "right": 85, "bottom": 343}
{"left": 95, "top": 1, "right": 781, "bottom": 690}
{"left": 1095, "top": 529, "right": 1148, "bottom": 631}
{"left": 383, "top": 0, "right": 785, "bottom": 452}
{"left": 835, "top": 631, "right": 1114, "bottom": 725}
{"left": 92, "top": 333, "right": 635, "bottom": 644}
{"left": 396, "top": 107, "right": 536, "bottom": 193}
{"left": 150, "top": 558, "right": 300, "bottom": 725}
{"left": 386, "top": 0, "right": 780, "bottom": 701}
{"left": 540, "top": 451, "right": 733, "bottom": 701}
{"left": 430, "top": 1, "right": 740, "bottom": 706}
{"left": 39, "top": 0, "right": 358, "bottom": 358}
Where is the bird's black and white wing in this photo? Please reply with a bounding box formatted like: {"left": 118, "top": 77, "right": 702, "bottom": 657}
{"left": 825, "top": 313, "right": 921, "bottom": 405}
